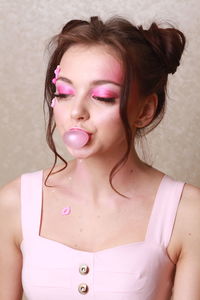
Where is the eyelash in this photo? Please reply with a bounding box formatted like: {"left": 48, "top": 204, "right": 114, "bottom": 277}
{"left": 54, "top": 93, "right": 116, "bottom": 103}
{"left": 54, "top": 93, "right": 70, "bottom": 99}
{"left": 92, "top": 96, "right": 116, "bottom": 103}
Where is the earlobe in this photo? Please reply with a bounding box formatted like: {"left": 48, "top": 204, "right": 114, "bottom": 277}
{"left": 134, "top": 93, "right": 158, "bottom": 128}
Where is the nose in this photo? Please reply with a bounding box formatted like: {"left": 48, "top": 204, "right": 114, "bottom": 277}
{"left": 70, "top": 98, "right": 90, "bottom": 121}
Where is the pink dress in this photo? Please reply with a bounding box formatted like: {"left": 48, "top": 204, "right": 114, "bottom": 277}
{"left": 20, "top": 170, "right": 185, "bottom": 300}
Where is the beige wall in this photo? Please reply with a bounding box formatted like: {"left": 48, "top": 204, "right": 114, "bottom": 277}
{"left": 0, "top": 0, "right": 200, "bottom": 188}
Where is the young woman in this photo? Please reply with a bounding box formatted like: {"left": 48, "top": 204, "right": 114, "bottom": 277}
{"left": 0, "top": 16, "right": 200, "bottom": 300}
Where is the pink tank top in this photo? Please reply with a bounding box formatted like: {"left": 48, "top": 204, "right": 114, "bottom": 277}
{"left": 20, "top": 170, "right": 185, "bottom": 300}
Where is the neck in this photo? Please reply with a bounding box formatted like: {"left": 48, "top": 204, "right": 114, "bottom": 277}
{"left": 64, "top": 147, "right": 151, "bottom": 204}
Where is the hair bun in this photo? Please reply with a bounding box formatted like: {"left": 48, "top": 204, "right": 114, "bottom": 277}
{"left": 138, "top": 23, "right": 186, "bottom": 75}
{"left": 61, "top": 20, "right": 89, "bottom": 34}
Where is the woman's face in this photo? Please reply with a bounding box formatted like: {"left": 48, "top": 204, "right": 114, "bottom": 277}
{"left": 53, "top": 44, "right": 136, "bottom": 159}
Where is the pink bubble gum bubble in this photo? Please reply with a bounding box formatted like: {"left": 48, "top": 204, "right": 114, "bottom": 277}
{"left": 63, "top": 129, "right": 90, "bottom": 149}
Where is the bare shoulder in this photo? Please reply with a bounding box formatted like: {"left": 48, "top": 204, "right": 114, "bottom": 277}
{"left": 179, "top": 183, "right": 200, "bottom": 222}
{"left": 0, "top": 177, "right": 23, "bottom": 298}
{"left": 176, "top": 183, "right": 200, "bottom": 251}
{"left": 0, "top": 176, "right": 21, "bottom": 212}
{"left": 0, "top": 176, "right": 22, "bottom": 245}
{"left": 171, "top": 184, "right": 200, "bottom": 298}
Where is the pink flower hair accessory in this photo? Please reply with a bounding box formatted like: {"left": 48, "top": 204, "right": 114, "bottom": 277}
{"left": 51, "top": 65, "right": 61, "bottom": 108}
{"left": 52, "top": 65, "right": 61, "bottom": 84}
{"left": 51, "top": 97, "right": 57, "bottom": 108}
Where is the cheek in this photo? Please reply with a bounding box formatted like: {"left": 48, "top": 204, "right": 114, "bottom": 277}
{"left": 95, "top": 107, "right": 124, "bottom": 136}
{"left": 53, "top": 105, "right": 68, "bottom": 128}
{"left": 96, "top": 106, "right": 121, "bottom": 124}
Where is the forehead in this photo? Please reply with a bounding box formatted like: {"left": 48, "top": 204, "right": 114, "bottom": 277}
{"left": 59, "top": 44, "right": 124, "bottom": 84}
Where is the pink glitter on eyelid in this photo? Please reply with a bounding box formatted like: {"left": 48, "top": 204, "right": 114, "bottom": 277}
{"left": 57, "top": 84, "right": 75, "bottom": 94}
{"left": 91, "top": 87, "right": 119, "bottom": 98}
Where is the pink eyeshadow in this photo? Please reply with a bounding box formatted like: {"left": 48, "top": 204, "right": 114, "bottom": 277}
{"left": 91, "top": 87, "right": 119, "bottom": 98}
{"left": 57, "top": 84, "right": 75, "bottom": 94}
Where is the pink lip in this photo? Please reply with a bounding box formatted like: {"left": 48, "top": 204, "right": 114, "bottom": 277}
{"left": 69, "top": 127, "right": 92, "bottom": 135}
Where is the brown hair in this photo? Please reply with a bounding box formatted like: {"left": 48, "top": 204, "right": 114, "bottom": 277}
{"left": 43, "top": 16, "right": 185, "bottom": 196}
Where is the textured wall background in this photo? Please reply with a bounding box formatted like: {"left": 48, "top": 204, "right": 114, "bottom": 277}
{"left": 0, "top": 0, "right": 200, "bottom": 188}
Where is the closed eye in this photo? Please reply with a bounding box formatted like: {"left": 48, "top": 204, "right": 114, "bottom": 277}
{"left": 54, "top": 94, "right": 116, "bottom": 103}
{"left": 92, "top": 96, "right": 116, "bottom": 103}
{"left": 54, "top": 93, "right": 71, "bottom": 99}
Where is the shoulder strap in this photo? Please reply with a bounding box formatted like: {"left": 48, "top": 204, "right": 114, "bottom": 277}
{"left": 145, "top": 175, "right": 185, "bottom": 248}
{"left": 20, "top": 170, "right": 43, "bottom": 239}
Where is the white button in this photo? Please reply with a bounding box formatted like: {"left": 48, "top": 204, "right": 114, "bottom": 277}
{"left": 79, "top": 264, "right": 89, "bottom": 275}
{"left": 78, "top": 283, "right": 89, "bottom": 294}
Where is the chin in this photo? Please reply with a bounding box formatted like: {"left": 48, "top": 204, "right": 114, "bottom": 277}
{"left": 67, "top": 145, "right": 106, "bottom": 160}
{"left": 65, "top": 141, "right": 121, "bottom": 160}
{"left": 66, "top": 147, "right": 95, "bottom": 159}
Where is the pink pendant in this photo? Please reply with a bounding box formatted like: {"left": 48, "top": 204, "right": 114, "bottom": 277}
{"left": 62, "top": 207, "right": 71, "bottom": 215}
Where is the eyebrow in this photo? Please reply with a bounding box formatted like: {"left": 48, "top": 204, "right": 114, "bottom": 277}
{"left": 56, "top": 76, "right": 122, "bottom": 87}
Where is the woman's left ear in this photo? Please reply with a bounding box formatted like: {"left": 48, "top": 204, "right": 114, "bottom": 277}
{"left": 134, "top": 93, "right": 158, "bottom": 128}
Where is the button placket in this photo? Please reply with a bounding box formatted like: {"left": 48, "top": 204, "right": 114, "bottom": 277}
{"left": 78, "top": 264, "right": 89, "bottom": 294}
{"left": 75, "top": 254, "right": 93, "bottom": 296}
